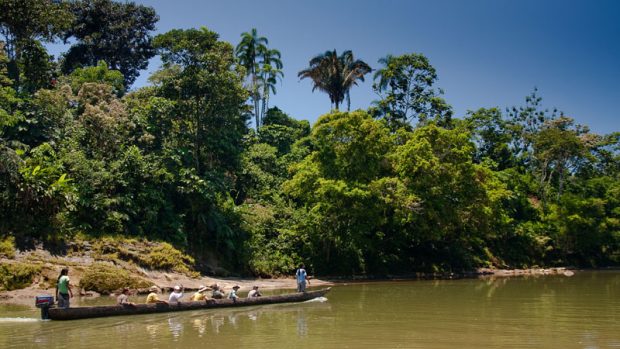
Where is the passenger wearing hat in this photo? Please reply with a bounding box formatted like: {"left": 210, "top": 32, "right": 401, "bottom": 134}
{"left": 247, "top": 285, "right": 262, "bottom": 298}
{"left": 227, "top": 285, "right": 240, "bottom": 301}
{"left": 168, "top": 285, "right": 184, "bottom": 304}
{"left": 146, "top": 285, "right": 168, "bottom": 304}
{"left": 191, "top": 285, "right": 209, "bottom": 301}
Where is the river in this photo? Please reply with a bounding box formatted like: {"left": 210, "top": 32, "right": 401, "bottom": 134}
{"left": 1, "top": 271, "right": 618, "bottom": 348}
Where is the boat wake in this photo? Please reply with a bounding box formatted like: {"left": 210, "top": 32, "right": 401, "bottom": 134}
{"left": 304, "top": 297, "right": 328, "bottom": 303}
{"left": 0, "top": 317, "right": 40, "bottom": 323}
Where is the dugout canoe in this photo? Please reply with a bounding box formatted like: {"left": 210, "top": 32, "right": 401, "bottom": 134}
{"left": 47, "top": 288, "right": 331, "bottom": 321}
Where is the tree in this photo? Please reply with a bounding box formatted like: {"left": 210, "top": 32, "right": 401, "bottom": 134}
{"left": 153, "top": 27, "right": 248, "bottom": 177}
{"left": 506, "top": 88, "right": 560, "bottom": 167}
{"left": 235, "top": 29, "right": 282, "bottom": 128}
{"left": 298, "top": 50, "right": 371, "bottom": 110}
{"left": 532, "top": 116, "right": 593, "bottom": 204}
{"left": 0, "top": 0, "right": 72, "bottom": 87}
{"left": 153, "top": 27, "right": 249, "bottom": 256}
{"left": 465, "top": 108, "right": 514, "bottom": 170}
{"left": 62, "top": 0, "right": 159, "bottom": 87}
{"left": 66, "top": 60, "right": 125, "bottom": 97}
{"left": 235, "top": 28, "right": 268, "bottom": 128}
{"left": 372, "top": 53, "right": 452, "bottom": 128}
{"left": 284, "top": 110, "right": 394, "bottom": 273}
{"left": 257, "top": 47, "right": 283, "bottom": 124}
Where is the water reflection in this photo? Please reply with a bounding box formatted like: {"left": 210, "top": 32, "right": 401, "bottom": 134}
{"left": 191, "top": 318, "right": 207, "bottom": 337}
{"left": 145, "top": 323, "right": 160, "bottom": 340}
{"left": 296, "top": 310, "right": 307, "bottom": 337}
{"left": 2, "top": 273, "right": 618, "bottom": 349}
{"left": 167, "top": 317, "right": 183, "bottom": 339}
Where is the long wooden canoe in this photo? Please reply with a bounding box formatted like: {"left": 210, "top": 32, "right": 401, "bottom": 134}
{"left": 47, "top": 288, "right": 330, "bottom": 321}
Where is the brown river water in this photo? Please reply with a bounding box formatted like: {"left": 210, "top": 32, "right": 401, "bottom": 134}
{"left": 1, "top": 271, "right": 619, "bottom": 348}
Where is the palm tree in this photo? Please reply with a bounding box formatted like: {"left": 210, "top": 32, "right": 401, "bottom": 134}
{"left": 373, "top": 54, "right": 395, "bottom": 92}
{"left": 258, "top": 47, "right": 283, "bottom": 124}
{"left": 235, "top": 28, "right": 268, "bottom": 127}
{"left": 298, "top": 49, "right": 371, "bottom": 110}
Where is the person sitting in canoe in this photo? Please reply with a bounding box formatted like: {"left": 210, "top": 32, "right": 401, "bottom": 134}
{"left": 191, "top": 285, "right": 209, "bottom": 301}
{"left": 211, "top": 284, "right": 224, "bottom": 299}
{"left": 117, "top": 288, "right": 135, "bottom": 306}
{"left": 168, "top": 285, "right": 184, "bottom": 304}
{"left": 145, "top": 286, "right": 168, "bottom": 304}
{"left": 247, "top": 285, "right": 262, "bottom": 298}
{"left": 228, "top": 285, "right": 240, "bottom": 301}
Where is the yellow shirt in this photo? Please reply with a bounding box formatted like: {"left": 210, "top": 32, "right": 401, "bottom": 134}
{"left": 146, "top": 292, "right": 160, "bottom": 303}
{"left": 191, "top": 292, "right": 205, "bottom": 301}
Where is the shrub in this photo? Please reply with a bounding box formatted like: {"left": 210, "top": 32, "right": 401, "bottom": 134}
{"left": 139, "top": 243, "right": 198, "bottom": 277}
{"left": 79, "top": 263, "right": 151, "bottom": 294}
{"left": 0, "top": 236, "right": 16, "bottom": 259}
{"left": 91, "top": 238, "right": 198, "bottom": 277}
{"left": 0, "top": 262, "right": 41, "bottom": 291}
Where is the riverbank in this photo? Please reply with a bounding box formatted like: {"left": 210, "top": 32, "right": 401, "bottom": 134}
{"left": 0, "top": 237, "right": 581, "bottom": 306}
{"left": 0, "top": 238, "right": 334, "bottom": 306}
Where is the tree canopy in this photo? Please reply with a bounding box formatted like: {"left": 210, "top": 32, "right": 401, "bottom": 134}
{"left": 0, "top": 0, "right": 618, "bottom": 277}
{"left": 298, "top": 50, "right": 371, "bottom": 111}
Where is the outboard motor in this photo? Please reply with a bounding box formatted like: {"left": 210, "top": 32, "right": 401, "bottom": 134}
{"left": 35, "top": 295, "right": 54, "bottom": 320}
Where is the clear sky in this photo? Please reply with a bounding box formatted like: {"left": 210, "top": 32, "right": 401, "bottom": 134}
{"left": 129, "top": 0, "right": 619, "bottom": 134}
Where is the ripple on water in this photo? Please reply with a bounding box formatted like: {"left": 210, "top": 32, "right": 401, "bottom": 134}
{"left": 0, "top": 317, "right": 40, "bottom": 323}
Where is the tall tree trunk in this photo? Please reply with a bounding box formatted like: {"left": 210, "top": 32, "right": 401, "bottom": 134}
{"left": 252, "top": 73, "right": 260, "bottom": 128}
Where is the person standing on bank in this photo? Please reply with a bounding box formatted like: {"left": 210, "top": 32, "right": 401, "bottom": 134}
{"left": 55, "top": 268, "right": 73, "bottom": 308}
{"left": 296, "top": 264, "right": 310, "bottom": 292}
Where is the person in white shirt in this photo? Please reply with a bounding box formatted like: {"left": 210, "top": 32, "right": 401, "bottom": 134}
{"left": 168, "top": 285, "right": 184, "bottom": 304}
{"left": 247, "top": 285, "right": 262, "bottom": 298}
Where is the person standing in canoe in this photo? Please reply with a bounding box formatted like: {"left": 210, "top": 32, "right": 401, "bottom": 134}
{"left": 296, "top": 264, "right": 310, "bottom": 292}
{"left": 55, "top": 268, "right": 73, "bottom": 308}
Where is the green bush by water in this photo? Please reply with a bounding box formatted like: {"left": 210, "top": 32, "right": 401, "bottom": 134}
{"left": 0, "top": 262, "right": 41, "bottom": 291}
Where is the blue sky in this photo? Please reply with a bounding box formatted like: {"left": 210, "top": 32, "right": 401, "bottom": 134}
{"left": 123, "top": 0, "right": 617, "bottom": 133}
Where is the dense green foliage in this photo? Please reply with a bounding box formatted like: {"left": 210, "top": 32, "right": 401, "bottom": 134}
{"left": 0, "top": 1, "right": 618, "bottom": 277}
{"left": 0, "top": 262, "right": 41, "bottom": 291}
{"left": 79, "top": 263, "right": 151, "bottom": 294}
{"left": 61, "top": 0, "right": 159, "bottom": 87}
